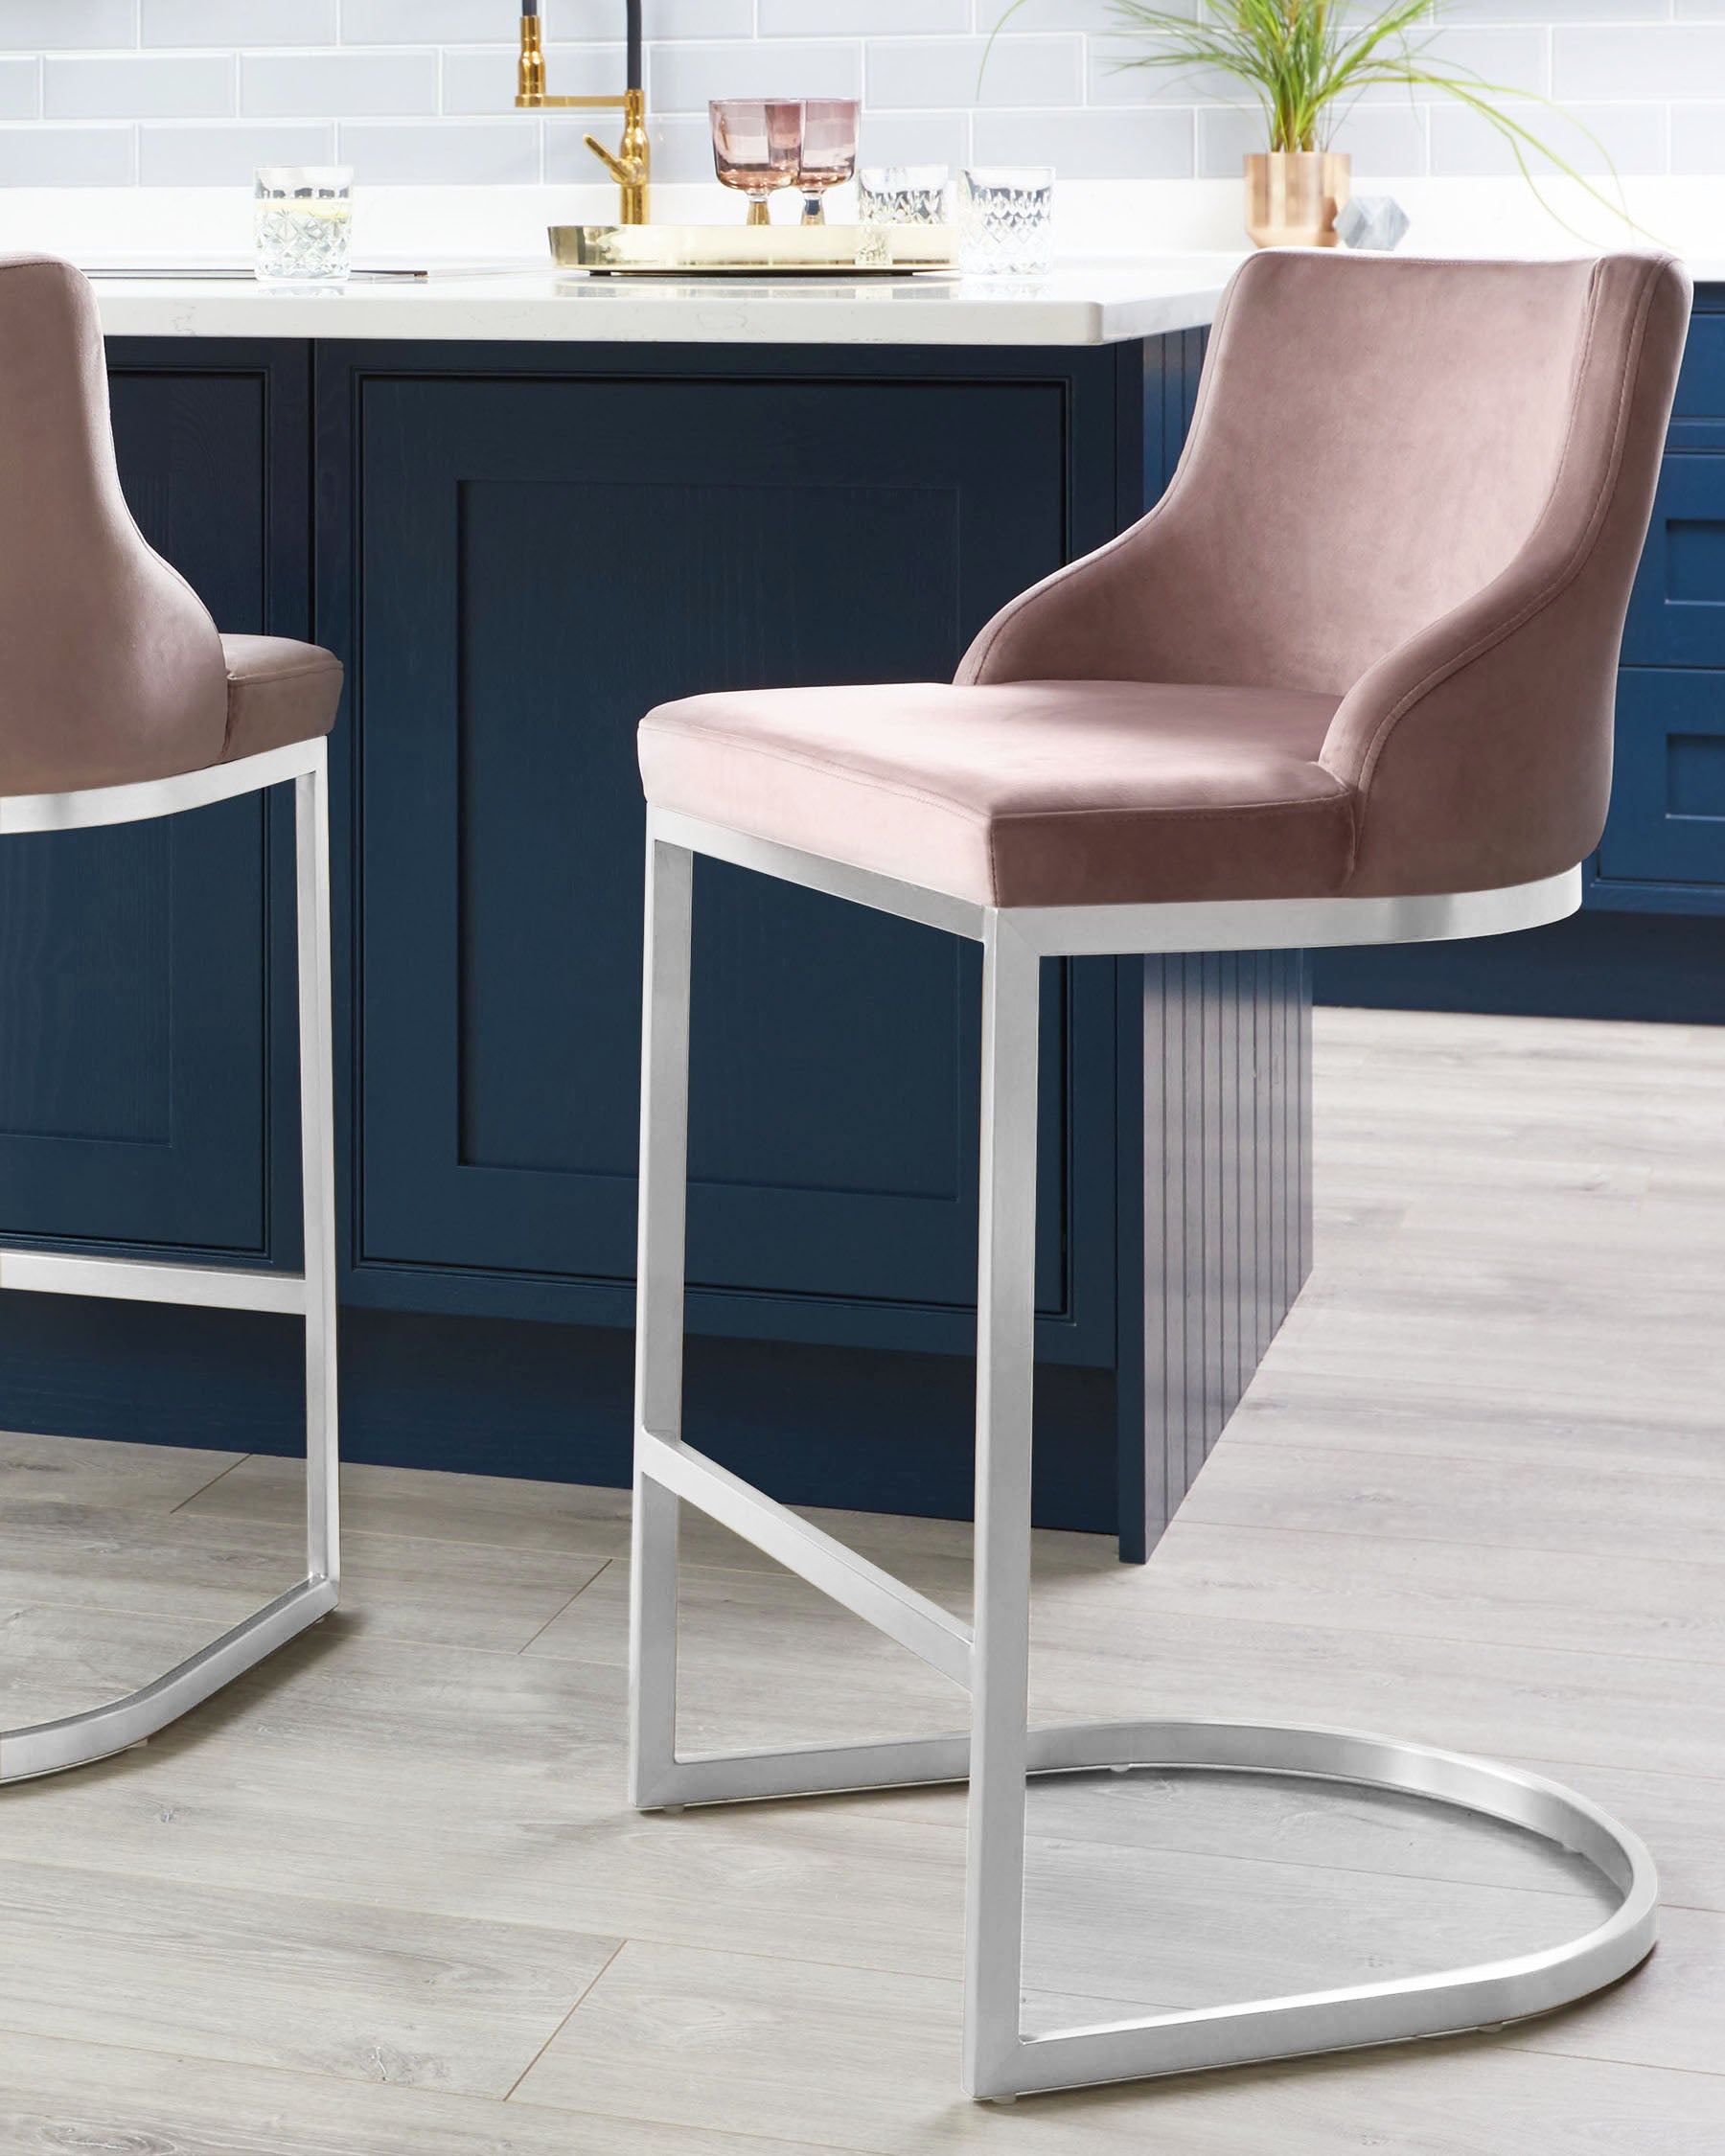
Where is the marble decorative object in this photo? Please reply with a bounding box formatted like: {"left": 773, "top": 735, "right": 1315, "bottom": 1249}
{"left": 1335, "top": 195, "right": 1411, "bottom": 252}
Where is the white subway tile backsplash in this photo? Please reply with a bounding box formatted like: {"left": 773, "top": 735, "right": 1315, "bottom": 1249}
{"left": 442, "top": 43, "right": 623, "bottom": 116}
{"left": 0, "top": 125, "right": 133, "bottom": 184}
{"left": 1429, "top": 98, "right": 1666, "bottom": 173}
{"left": 47, "top": 54, "right": 235, "bottom": 121}
{"left": 0, "top": 57, "right": 37, "bottom": 120}
{"left": 340, "top": 0, "right": 502, "bottom": 41}
{"left": 140, "top": 118, "right": 335, "bottom": 183}
{"left": 1557, "top": 25, "right": 1725, "bottom": 102}
{"left": 855, "top": 109, "right": 970, "bottom": 170}
{"left": 1198, "top": 102, "right": 1428, "bottom": 178}
{"left": 651, "top": 39, "right": 862, "bottom": 113}
{"left": 0, "top": 3, "right": 1717, "bottom": 192}
{"left": 1089, "top": 47, "right": 1245, "bottom": 107}
{"left": 143, "top": 1, "right": 336, "bottom": 46}
{"left": 630, "top": 0, "right": 754, "bottom": 36}
{"left": 1446, "top": 0, "right": 1664, "bottom": 16}
{"left": 973, "top": 0, "right": 1121, "bottom": 30}
{"left": 584, "top": 110, "right": 707, "bottom": 184}
{"left": 762, "top": 0, "right": 968, "bottom": 31}
{"left": 1668, "top": 104, "right": 1725, "bottom": 170}
{"left": 337, "top": 117, "right": 540, "bottom": 183}
{"left": 1415, "top": 24, "right": 1551, "bottom": 98}
{"left": 869, "top": 36, "right": 1080, "bottom": 112}
{"left": 972, "top": 107, "right": 1193, "bottom": 180}
{"left": 0, "top": 3, "right": 135, "bottom": 53}
{"left": 241, "top": 50, "right": 438, "bottom": 117}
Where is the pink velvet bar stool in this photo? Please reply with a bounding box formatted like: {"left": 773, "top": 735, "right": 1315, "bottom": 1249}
{"left": 629, "top": 249, "right": 1690, "bottom": 2099}
{"left": 0, "top": 257, "right": 344, "bottom": 1783}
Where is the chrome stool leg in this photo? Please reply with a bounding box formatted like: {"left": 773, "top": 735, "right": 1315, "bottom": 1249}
{"left": 963, "top": 913, "right": 1041, "bottom": 2098}
{"left": 628, "top": 810, "right": 1658, "bottom": 2099}
{"left": 630, "top": 831, "right": 692, "bottom": 1810}
{"left": 0, "top": 739, "right": 341, "bottom": 1784}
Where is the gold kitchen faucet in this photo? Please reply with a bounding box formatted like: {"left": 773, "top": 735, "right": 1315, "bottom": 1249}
{"left": 516, "top": 6, "right": 650, "bottom": 226}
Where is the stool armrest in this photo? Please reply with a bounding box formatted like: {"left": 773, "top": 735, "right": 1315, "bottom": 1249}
{"left": 1320, "top": 548, "right": 1620, "bottom": 899}
{"left": 1323, "top": 256, "right": 1688, "bottom": 899}
{"left": 954, "top": 503, "right": 1195, "bottom": 691}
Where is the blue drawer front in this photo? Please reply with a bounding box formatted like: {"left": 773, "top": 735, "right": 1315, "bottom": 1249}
{"left": 1666, "top": 307, "right": 1725, "bottom": 454}
{"left": 1622, "top": 452, "right": 1725, "bottom": 668}
{"left": 1600, "top": 667, "right": 1725, "bottom": 885}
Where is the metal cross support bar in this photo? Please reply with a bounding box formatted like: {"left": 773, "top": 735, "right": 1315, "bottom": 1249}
{"left": 638, "top": 1429, "right": 973, "bottom": 1686}
{"left": 0, "top": 737, "right": 340, "bottom": 1785}
{"left": 630, "top": 806, "right": 1656, "bottom": 2100}
{"left": 0, "top": 1250, "right": 306, "bottom": 1316}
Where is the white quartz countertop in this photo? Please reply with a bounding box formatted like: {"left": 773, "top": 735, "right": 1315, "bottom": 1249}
{"left": 85, "top": 256, "right": 1237, "bottom": 347}
{"left": 28, "top": 174, "right": 1725, "bottom": 349}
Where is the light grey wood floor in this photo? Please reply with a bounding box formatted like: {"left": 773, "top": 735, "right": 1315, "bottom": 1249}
{"left": 2, "top": 1005, "right": 1723, "bottom": 2153}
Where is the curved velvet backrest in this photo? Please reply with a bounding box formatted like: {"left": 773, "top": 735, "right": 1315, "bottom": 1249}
{"left": 961, "top": 248, "right": 1691, "bottom": 897}
{"left": 0, "top": 254, "right": 228, "bottom": 796}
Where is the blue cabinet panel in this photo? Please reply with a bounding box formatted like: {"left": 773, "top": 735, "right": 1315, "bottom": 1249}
{"left": 0, "top": 349, "right": 309, "bottom": 1259}
{"left": 1590, "top": 287, "right": 1725, "bottom": 913}
{"left": 342, "top": 359, "right": 1120, "bottom": 1352}
{"left": 1664, "top": 306, "right": 1725, "bottom": 454}
{"left": 1600, "top": 667, "right": 1725, "bottom": 885}
{"left": 1622, "top": 452, "right": 1725, "bottom": 668}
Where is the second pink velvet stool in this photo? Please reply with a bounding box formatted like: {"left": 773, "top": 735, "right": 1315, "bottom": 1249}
{"left": 629, "top": 248, "right": 1689, "bottom": 2100}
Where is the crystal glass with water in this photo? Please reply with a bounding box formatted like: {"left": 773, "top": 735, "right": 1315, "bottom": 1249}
{"left": 958, "top": 166, "right": 1055, "bottom": 275}
{"left": 254, "top": 167, "right": 354, "bottom": 286}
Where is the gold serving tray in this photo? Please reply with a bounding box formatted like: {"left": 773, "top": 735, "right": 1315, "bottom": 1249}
{"left": 550, "top": 223, "right": 958, "bottom": 276}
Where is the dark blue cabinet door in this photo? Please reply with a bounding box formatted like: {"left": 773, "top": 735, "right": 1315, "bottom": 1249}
{"left": 347, "top": 360, "right": 1117, "bottom": 1352}
{"left": 1600, "top": 668, "right": 1725, "bottom": 885}
{"left": 0, "top": 350, "right": 307, "bottom": 1259}
{"left": 1622, "top": 453, "right": 1725, "bottom": 670}
{"left": 1599, "top": 297, "right": 1725, "bottom": 904}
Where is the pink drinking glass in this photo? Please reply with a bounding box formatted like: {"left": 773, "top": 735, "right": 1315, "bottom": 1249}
{"left": 710, "top": 99, "right": 804, "bottom": 226}
{"left": 796, "top": 99, "right": 859, "bottom": 226}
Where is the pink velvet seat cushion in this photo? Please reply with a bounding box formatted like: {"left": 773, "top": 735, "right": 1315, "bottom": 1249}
{"left": 219, "top": 633, "right": 343, "bottom": 764}
{"left": 637, "top": 679, "right": 1354, "bottom": 908}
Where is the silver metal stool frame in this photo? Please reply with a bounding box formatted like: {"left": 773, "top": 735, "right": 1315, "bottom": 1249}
{"left": 631, "top": 804, "right": 1657, "bottom": 2101}
{"left": 0, "top": 735, "right": 339, "bottom": 1784}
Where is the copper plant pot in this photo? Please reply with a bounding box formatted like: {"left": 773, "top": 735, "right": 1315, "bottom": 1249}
{"left": 1244, "top": 150, "right": 1351, "bottom": 248}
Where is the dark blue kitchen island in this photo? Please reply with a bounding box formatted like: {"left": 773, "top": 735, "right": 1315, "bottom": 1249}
{"left": 0, "top": 262, "right": 1321, "bottom": 1557}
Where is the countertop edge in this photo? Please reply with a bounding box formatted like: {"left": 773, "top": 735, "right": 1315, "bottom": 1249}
{"left": 87, "top": 270, "right": 1232, "bottom": 348}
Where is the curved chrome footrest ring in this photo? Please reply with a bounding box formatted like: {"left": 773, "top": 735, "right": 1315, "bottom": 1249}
{"left": 0, "top": 1574, "right": 337, "bottom": 1784}
{"left": 649, "top": 1715, "right": 1659, "bottom": 2099}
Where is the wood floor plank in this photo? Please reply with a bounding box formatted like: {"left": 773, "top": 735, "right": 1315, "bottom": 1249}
{"left": 176, "top": 1454, "right": 1110, "bottom": 1587}
{"left": 1218, "top": 1377, "right": 1725, "bottom": 1481}
{"left": 0, "top": 1856, "right": 620, "bottom": 2096}
{"left": 521, "top": 1546, "right": 1725, "bottom": 1790}
{"left": 0, "top": 1510, "right": 608, "bottom": 1652}
{"left": 514, "top": 1938, "right": 1725, "bottom": 2154}
{"left": 1508, "top": 1757, "right": 1725, "bottom": 1916}
{"left": 1179, "top": 1440, "right": 1725, "bottom": 1570}
{"left": 1140, "top": 1518, "right": 1725, "bottom": 1666}
{"left": 0, "top": 1429, "right": 242, "bottom": 1518}
{"left": 178, "top": 1456, "right": 634, "bottom": 1556}
{"left": 3, "top": 1002, "right": 1720, "bottom": 2148}
{"left": 0, "top": 2029, "right": 840, "bottom": 2156}
{"left": 1168, "top": 1516, "right": 1725, "bottom": 1669}
{"left": 1507, "top": 1904, "right": 1725, "bottom": 2079}
{"left": 3, "top": 1700, "right": 1627, "bottom": 1995}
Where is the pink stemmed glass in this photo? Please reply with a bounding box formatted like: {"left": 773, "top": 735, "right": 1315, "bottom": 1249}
{"left": 796, "top": 99, "right": 859, "bottom": 226}
{"left": 710, "top": 99, "right": 803, "bottom": 226}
